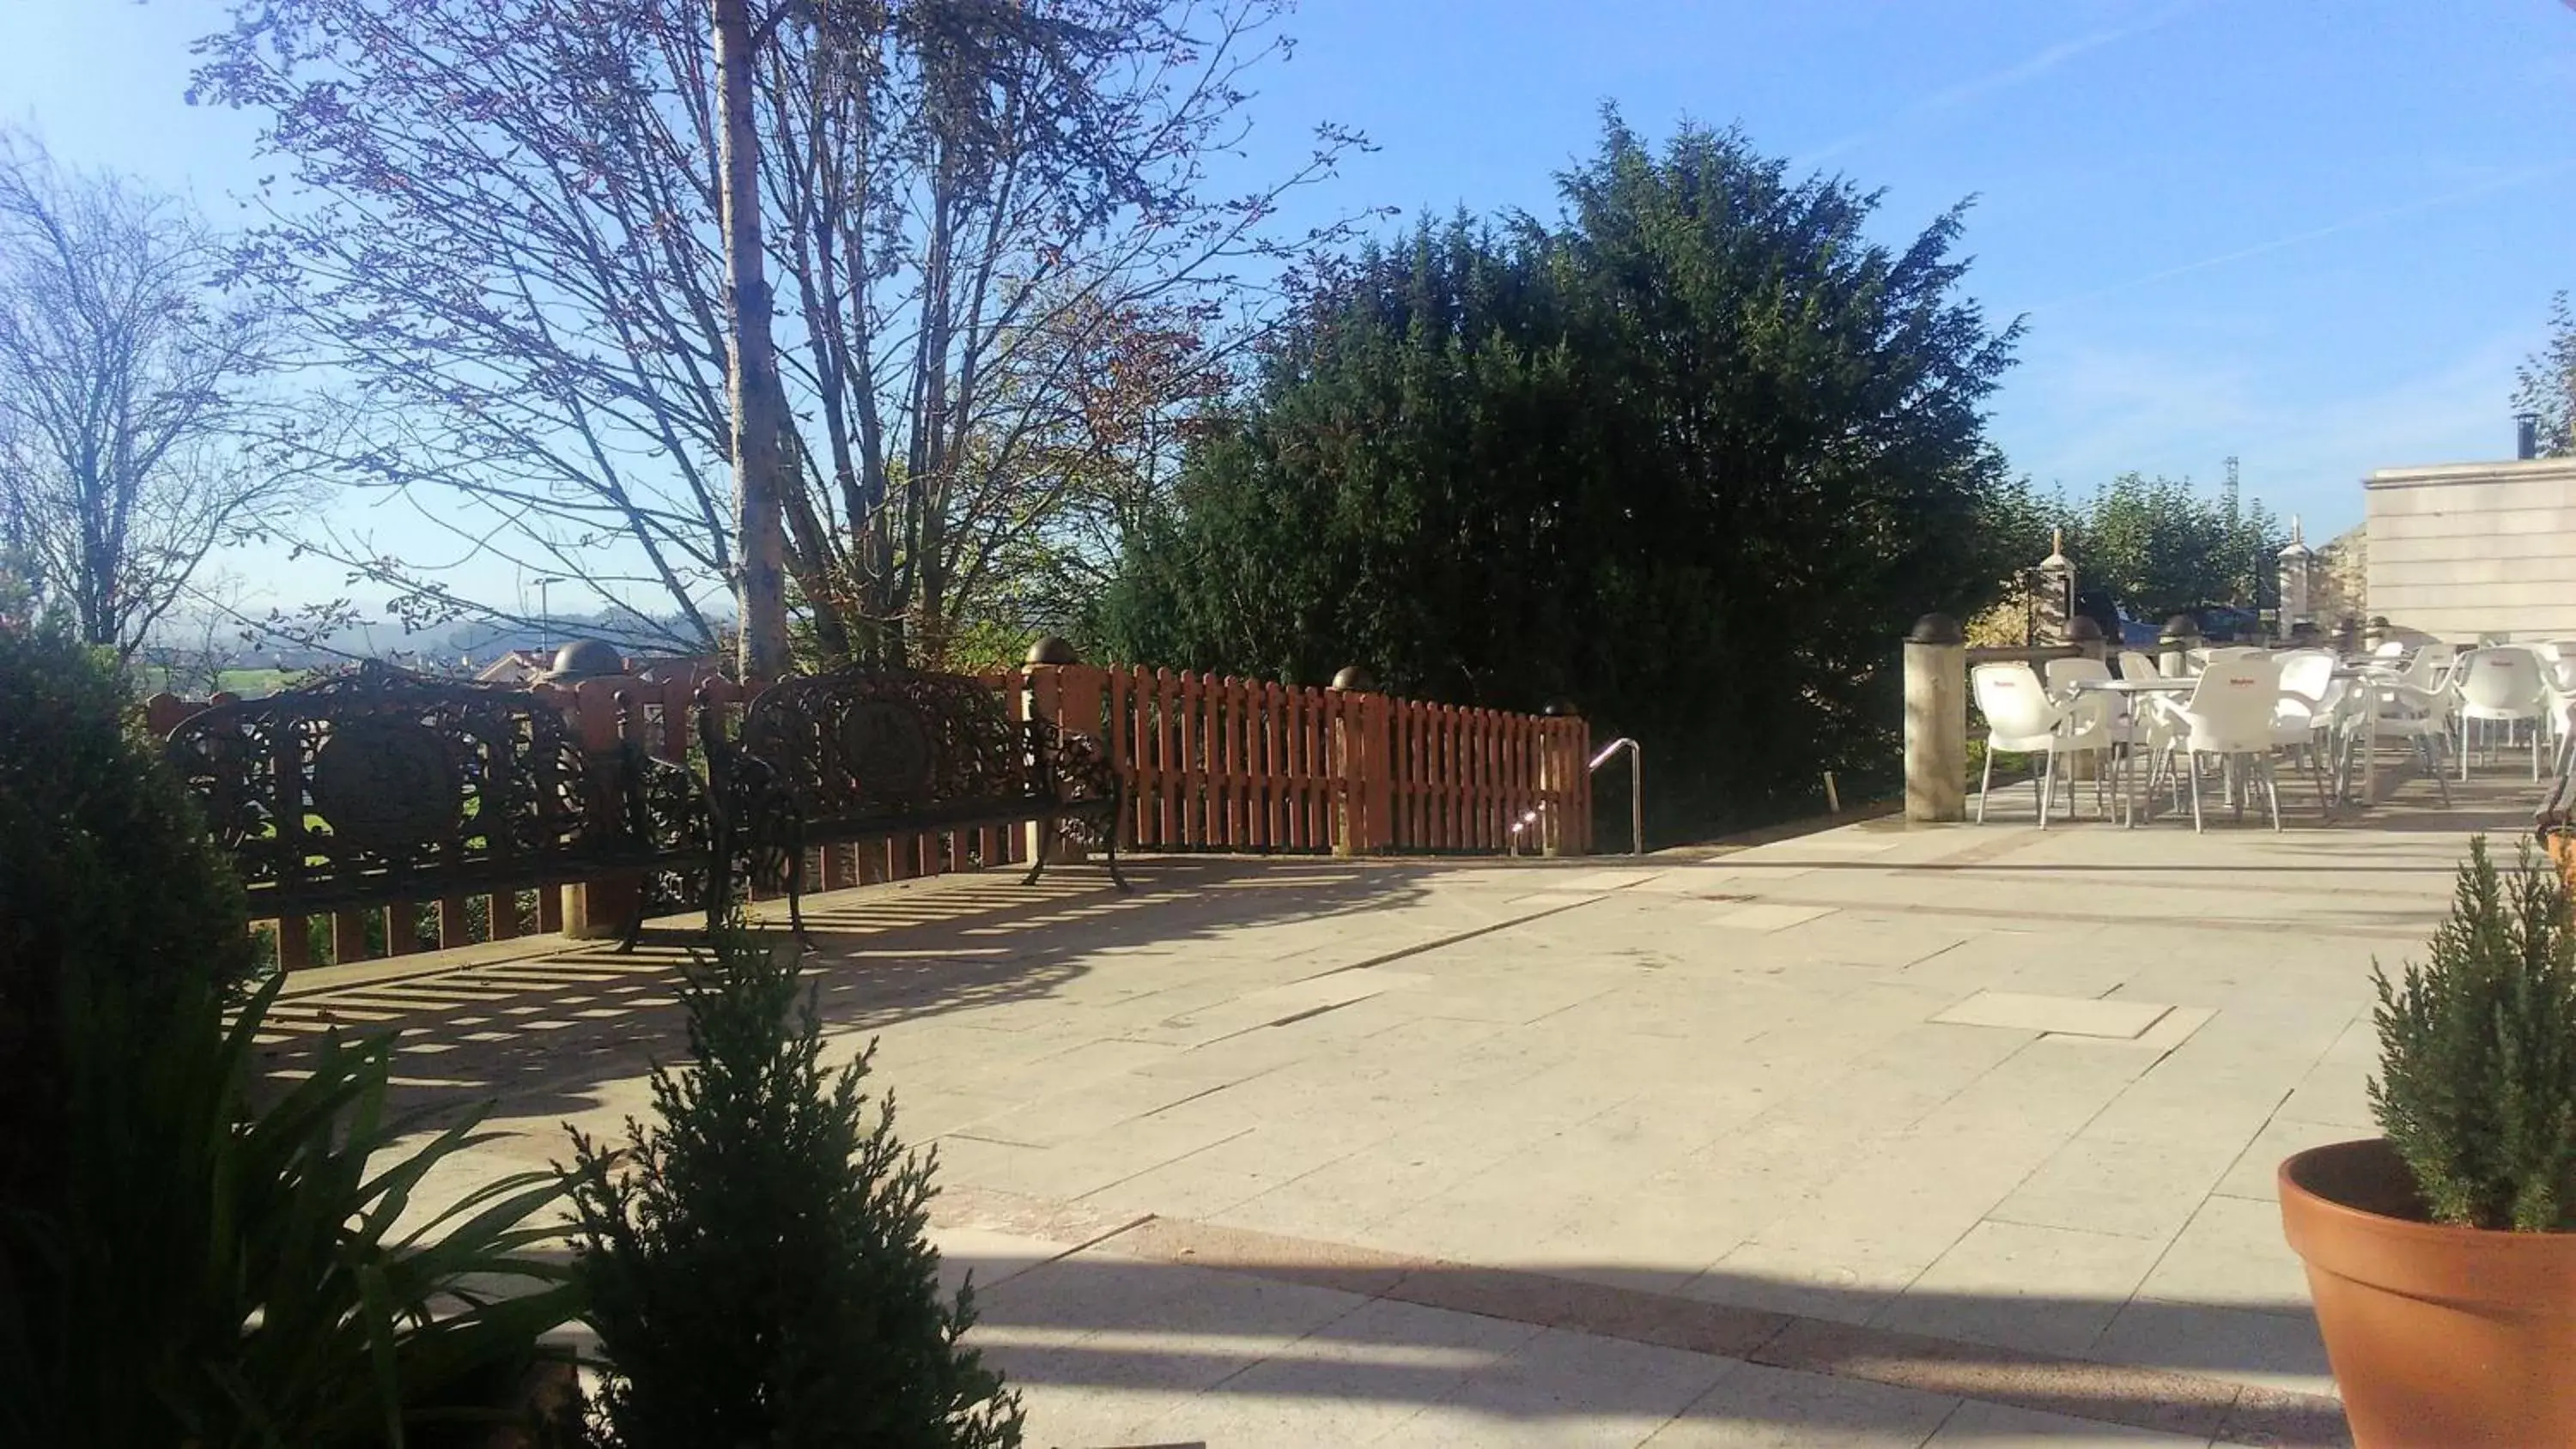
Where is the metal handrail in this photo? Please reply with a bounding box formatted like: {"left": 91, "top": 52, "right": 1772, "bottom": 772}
{"left": 1590, "top": 737, "right": 1643, "bottom": 856}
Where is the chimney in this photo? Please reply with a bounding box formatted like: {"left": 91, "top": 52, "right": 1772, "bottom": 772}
{"left": 2517, "top": 411, "right": 2540, "bottom": 461}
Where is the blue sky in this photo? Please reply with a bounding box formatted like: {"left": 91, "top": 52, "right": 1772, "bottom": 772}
{"left": 3, "top": 0, "right": 2572, "bottom": 612}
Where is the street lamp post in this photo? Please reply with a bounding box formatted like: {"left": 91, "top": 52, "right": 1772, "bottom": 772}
{"left": 533, "top": 576, "right": 567, "bottom": 652}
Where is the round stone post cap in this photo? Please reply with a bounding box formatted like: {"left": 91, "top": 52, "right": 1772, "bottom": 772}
{"left": 536, "top": 638, "right": 627, "bottom": 682}
{"left": 1907, "top": 613, "right": 1964, "bottom": 645}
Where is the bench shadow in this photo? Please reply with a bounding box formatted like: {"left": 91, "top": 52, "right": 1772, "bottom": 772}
{"left": 252, "top": 857, "right": 1432, "bottom": 1125}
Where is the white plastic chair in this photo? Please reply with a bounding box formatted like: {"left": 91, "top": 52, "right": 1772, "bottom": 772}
{"left": 2455, "top": 646, "right": 2549, "bottom": 779}
{"left": 2117, "top": 650, "right": 2161, "bottom": 682}
{"left": 2364, "top": 671, "right": 2456, "bottom": 806}
{"left": 2547, "top": 655, "right": 2576, "bottom": 773}
{"left": 1973, "top": 662, "right": 2111, "bottom": 826}
{"left": 2273, "top": 651, "right": 2342, "bottom": 806}
{"left": 2148, "top": 655, "right": 2285, "bottom": 832}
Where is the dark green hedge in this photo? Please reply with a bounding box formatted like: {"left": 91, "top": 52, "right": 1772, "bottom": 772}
{"left": 0, "top": 623, "right": 253, "bottom": 1216}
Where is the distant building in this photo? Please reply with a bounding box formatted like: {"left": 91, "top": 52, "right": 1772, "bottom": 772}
{"left": 473, "top": 648, "right": 552, "bottom": 684}
{"left": 2363, "top": 456, "right": 2576, "bottom": 641}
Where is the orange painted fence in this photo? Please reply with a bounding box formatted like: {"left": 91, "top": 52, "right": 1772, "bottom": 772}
{"left": 144, "top": 663, "right": 1591, "bottom": 969}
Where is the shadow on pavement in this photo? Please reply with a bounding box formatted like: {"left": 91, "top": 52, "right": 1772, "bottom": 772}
{"left": 253, "top": 858, "right": 1431, "bottom": 1125}
{"left": 945, "top": 1246, "right": 2348, "bottom": 1448}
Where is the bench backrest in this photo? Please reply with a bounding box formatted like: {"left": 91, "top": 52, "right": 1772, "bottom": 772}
{"left": 737, "top": 668, "right": 1036, "bottom": 827}
{"left": 162, "top": 663, "right": 643, "bottom": 910}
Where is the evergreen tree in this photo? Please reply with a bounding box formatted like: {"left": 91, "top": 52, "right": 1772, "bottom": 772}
{"left": 563, "top": 931, "right": 1021, "bottom": 1448}
{"left": 1103, "top": 113, "right": 2026, "bottom": 836}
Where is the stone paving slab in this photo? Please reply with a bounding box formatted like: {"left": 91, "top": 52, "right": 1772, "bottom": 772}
{"left": 296, "top": 763, "right": 2537, "bottom": 1444}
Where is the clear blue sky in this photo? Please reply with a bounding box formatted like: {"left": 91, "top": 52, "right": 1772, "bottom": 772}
{"left": 4, "top": 0, "right": 2573, "bottom": 612}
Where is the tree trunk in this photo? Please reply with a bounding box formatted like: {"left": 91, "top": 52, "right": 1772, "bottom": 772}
{"left": 714, "top": 0, "right": 791, "bottom": 681}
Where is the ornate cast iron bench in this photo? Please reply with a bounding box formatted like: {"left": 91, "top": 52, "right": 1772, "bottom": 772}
{"left": 702, "top": 667, "right": 1128, "bottom": 938}
{"left": 163, "top": 663, "right": 716, "bottom": 950}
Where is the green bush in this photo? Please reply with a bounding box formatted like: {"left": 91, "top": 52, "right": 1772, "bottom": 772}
{"left": 0, "top": 620, "right": 580, "bottom": 1445}
{"left": 563, "top": 929, "right": 1022, "bottom": 1449}
{"left": 2370, "top": 835, "right": 2576, "bottom": 1231}
{"left": 0, "top": 623, "right": 253, "bottom": 1226}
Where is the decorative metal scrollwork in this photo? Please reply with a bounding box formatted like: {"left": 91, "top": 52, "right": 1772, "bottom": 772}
{"left": 738, "top": 668, "right": 1040, "bottom": 830}
{"left": 309, "top": 715, "right": 459, "bottom": 854}
{"left": 163, "top": 660, "right": 714, "bottom": 923}
{"left": 707, "top": 666, "right": 1131, "bottom": 937}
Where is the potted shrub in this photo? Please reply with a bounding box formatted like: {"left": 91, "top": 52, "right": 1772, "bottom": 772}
{"left": 2278, "top": 836, "right": 2576, "bottom": 1448}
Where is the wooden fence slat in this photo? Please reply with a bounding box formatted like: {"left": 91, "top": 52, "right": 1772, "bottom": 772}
{"left": 1154, "top": 668, "right": 1177, "bottom": 849}
{"left": 1109, "top": 666, "right": 1135, "bottom": 849}
{"left": 1216, "top": 679, "right": 1236, "bottom": 849}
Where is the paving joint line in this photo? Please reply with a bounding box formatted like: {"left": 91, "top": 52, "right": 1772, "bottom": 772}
{"left": 1288, "top": 894, "right": 1612, "bottom": 985}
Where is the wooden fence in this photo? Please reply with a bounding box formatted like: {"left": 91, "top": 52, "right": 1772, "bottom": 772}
{"left": 144, "top": 663, "right": 1592, "bottom": 970}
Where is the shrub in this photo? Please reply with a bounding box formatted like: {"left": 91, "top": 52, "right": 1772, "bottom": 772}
{"left": 0, "top": 620, "right": 580, "bottom": 1445}
{"left": 563, "top": 928, "right": 1022, "bottom": 1449}
{"left": 2370, "top": 835, "right": 2576, "bottom": 1231}
{"left": 4, "top": 973, "right": 580, "bottom": 1447}
{"left": 0, "top": 623, "right": 252, "bottom": 1232}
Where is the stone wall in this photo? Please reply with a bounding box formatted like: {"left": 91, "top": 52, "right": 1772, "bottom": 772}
{"left": 2365, "top": 458, "right": 2576, "bottom": 640}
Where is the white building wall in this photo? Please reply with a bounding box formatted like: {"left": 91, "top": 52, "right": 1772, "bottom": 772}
{"left": 2364, "top": 458, "right": 2576, "bottom": 641}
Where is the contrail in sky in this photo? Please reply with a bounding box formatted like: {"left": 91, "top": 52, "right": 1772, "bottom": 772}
{"left": 1801, "top": 0, "right": 2202, "bottom": 166}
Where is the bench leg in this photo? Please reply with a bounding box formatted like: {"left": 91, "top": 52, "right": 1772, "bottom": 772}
{"left": 617, "top": 888, "right": 644, "bottom": 954}
{"left": 1103, "top": 822, "right": 1132, "bottom": 893}
{"left": 1021, "top": 820, "right": 1052, "bottom": 888}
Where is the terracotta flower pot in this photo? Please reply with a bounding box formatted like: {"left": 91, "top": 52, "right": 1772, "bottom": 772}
{"left": 2278, "top": 1138, "right": 2576, "bottom": 1448}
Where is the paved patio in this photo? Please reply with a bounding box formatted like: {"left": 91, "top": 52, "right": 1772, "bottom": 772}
{"left": 273, "top": 763, "right": 2537, "bottom": 1447}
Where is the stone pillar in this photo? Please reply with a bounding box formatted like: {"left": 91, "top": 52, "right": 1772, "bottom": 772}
{"left": 2277, "top": 517, "right": 2316, "bottom": 635}
{"left": 1903, "top": 613, "right": 1966, "bottom": 823}
{"left": 2159, "top": 615, "right": 2202, "bottom": 677}
{"left": 2033, "top": 529, "right": 2076, "bottom": 646}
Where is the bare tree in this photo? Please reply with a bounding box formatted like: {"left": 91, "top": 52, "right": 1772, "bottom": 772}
{"left": 191, "top": 0, "right": 1375, "bottom": 668}
{"left": 0, "top": 136, "right": 300, "bottom": 658}
{"left": 714, "top": 0, "right": 793, "bottom": 677}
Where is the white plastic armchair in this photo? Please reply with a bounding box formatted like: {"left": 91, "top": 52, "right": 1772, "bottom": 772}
{"left": 1972, "top": 661, "right": 2110, "bottom": 826}
{"left": 2455, "top": 646, "right": 2549, "bottom": 779}
{"left": 2273, "top": 650, "right": 2342, "bottom": 811}
{"left": 2148, "top": 655, "right": 2285, "bottom": 832}
{"left": 2364, "top": 669, "right": 2456, "bottom": 806}
{"left": 2548, "top": 655, "right": 2576, "bottom": 773}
